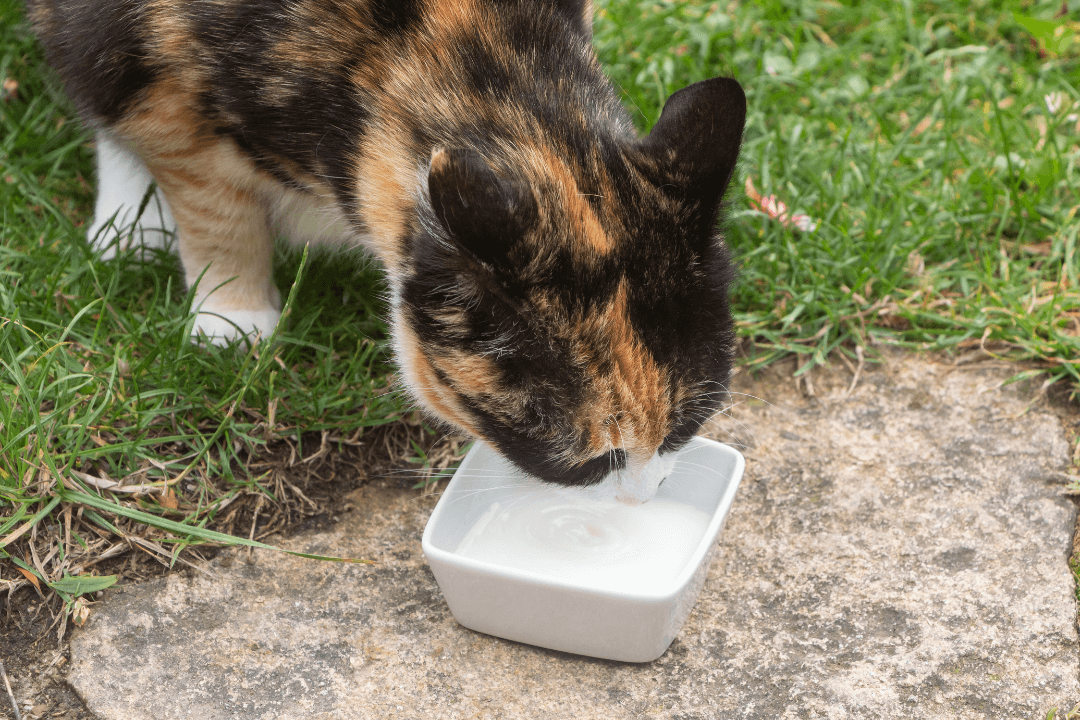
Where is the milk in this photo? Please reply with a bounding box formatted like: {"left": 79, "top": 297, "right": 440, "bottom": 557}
{"left": 454, "top": 491, "right": 711, "bottom": 595}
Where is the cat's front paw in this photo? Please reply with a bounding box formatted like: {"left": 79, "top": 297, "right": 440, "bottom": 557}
{"left": 191, "top": 305, "right": 282, "bottom": 346}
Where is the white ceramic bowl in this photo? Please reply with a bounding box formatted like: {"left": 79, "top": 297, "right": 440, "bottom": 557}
{"left": 421, "top": 436, "right": 745, "bottom": 662}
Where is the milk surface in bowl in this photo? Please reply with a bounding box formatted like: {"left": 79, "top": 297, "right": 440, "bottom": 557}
{"left": 453, "top": 490, "right": 711, "bottom": 595}
{"left": 422, "top": 436, "right": 744, "bottom": 662}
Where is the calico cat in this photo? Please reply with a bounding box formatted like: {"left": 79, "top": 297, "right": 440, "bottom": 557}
{"left": 28, "top": 0, "right": 745, "bottom": 505}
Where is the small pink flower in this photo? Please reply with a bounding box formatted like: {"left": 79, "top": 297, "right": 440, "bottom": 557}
{"left": 758, "top": 194, "right": 787, "bottom": 218}
{"left": 745, "top": 178, "right": 818, "bottom": 233}
{"left": 791, "top": 213, "right": 818, "bottom": 233}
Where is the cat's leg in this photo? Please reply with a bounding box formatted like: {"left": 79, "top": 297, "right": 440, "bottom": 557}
{"left": 142, "top": 141, "right": 282, "bottom": 346}
{"left": 88, "top": 130, "right": 176, "bottom": 259}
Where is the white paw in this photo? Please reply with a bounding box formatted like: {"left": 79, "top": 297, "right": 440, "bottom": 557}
{"left": 192, "top": 307, "right": 282, "bottom": 346}
{"left": 89, "top": 130, "right": 176, "bottom": 260}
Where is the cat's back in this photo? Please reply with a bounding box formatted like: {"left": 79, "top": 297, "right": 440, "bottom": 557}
{"left": 27, "top": 0, "right": 601, "bottom": 124}
{"left": 28, "top": 0, "right": 415, "bottom": 128}
{"left": 28, "top": 0, "right": 617, "bottom": 195}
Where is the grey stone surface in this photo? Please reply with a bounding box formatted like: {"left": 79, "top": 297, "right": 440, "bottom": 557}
{"left": 67, "top": 355, "right": 1079, "bottom": 719}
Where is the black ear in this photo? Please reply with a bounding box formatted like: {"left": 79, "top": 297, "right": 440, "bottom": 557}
{"left": 639, "top": 77, "right": 746, "bottom": 208}
{"left": 549, "top": 0, "right": 592, "bottom": 38}
{"left": 427, "top": 148, "right": 536, "bottom": 267}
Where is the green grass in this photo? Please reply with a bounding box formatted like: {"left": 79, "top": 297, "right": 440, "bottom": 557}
{"left": 0, "top": 0, "right": 408, "bottom": 608}
{"left": 2, "top": 0, "right": 1079, "bottom": 609}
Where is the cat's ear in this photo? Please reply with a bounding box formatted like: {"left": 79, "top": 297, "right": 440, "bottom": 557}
{"left": 549, "top": 0, "right": 592, "bottom": 38}
{"left": 427, "top": 148, "right": 536, "bottom": 267}
{"left": 638, "top": 77, "right": 746, "bottom": 208}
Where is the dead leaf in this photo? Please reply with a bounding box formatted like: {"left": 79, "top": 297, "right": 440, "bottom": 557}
{"left": 1002, "top": 239, "right": 1053, "bottom": 256}
{"left": 905, "top": 250, "right": 926, "bottom": 278}
{"left": 17, "top": 566, "right": 42, "bottom": 593}
{"left": 71, "top": 598, "right": 91, "bottom": 626}
{"left": 2, "top": 77, "right": 17, "bottom": 101}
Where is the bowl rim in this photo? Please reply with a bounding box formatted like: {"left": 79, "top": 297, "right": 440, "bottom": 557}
{"left": 421, "top": 436, "right": 745, "bottom": 602}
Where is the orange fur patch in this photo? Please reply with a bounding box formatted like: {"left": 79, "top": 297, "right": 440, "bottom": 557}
{"left": 426, "top": 0, "right": 478, "bottom": 36}
{"left": 430, "top": 349, "right": 500, "bottom": 398}
{"left": 354, "top": 123, "right": 412, "bottom": 272}
{"left": 398, "top": 323, "right": 485, "bottom": 438}
{"left": 588, "top": 282, "right": 670, "bottom": 457}
{"left": 540, "top": 146, "right": 615, "bottom": 256}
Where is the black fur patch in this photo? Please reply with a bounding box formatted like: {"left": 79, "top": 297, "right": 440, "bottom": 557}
{"left": 369, "top": 0, "right": 421, "bottom": 33}
{"left": 29, "top": 0, "right": 158, "bottom": 123}
{"left": 188, "top": 2, "right": 370, "bottom": 209}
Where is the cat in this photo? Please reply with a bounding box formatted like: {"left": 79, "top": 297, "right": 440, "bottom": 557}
{"left": 28, "top": 0, "right": 745, "bottom": 506}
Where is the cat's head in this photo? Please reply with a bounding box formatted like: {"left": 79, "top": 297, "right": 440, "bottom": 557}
{"left": 397, "top": 77, "right": 745, "bottom": 504}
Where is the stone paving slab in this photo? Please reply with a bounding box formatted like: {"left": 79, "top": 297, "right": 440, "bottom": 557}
{"left": 66, "top": 355, "right": 1079, "bottom": 719}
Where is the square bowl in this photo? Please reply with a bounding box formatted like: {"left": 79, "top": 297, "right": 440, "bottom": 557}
{"left": 421, "top": 436, "right": 745, "bottom": 662}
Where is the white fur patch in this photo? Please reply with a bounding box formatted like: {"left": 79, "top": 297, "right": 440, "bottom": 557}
{"left": 270, "top": 186, "right": 356, "bottom": 249}
{"left": 88, "top": 131, "right": 176, "bottom": 259}
{"left": 562, "top": 451, "right": 676, "bottom": 506}
{"left": 192, "top": 304, "right": 282, "bottom": 347}
{"left": 613, "top": 451, "right": 676, "bottom": 506}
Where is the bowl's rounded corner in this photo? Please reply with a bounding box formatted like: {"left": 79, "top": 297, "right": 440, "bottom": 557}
{"left": 420, "top": 519, "right": 461, "bottom": 566}
{"left": 638, "top": 647, "right": 672, "bottom": 664}
{"left": 419, "top": 526, "right": 436, "bottom": 555}
{"left": 612, "top": 638, "right": 676, "bottom": 664}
